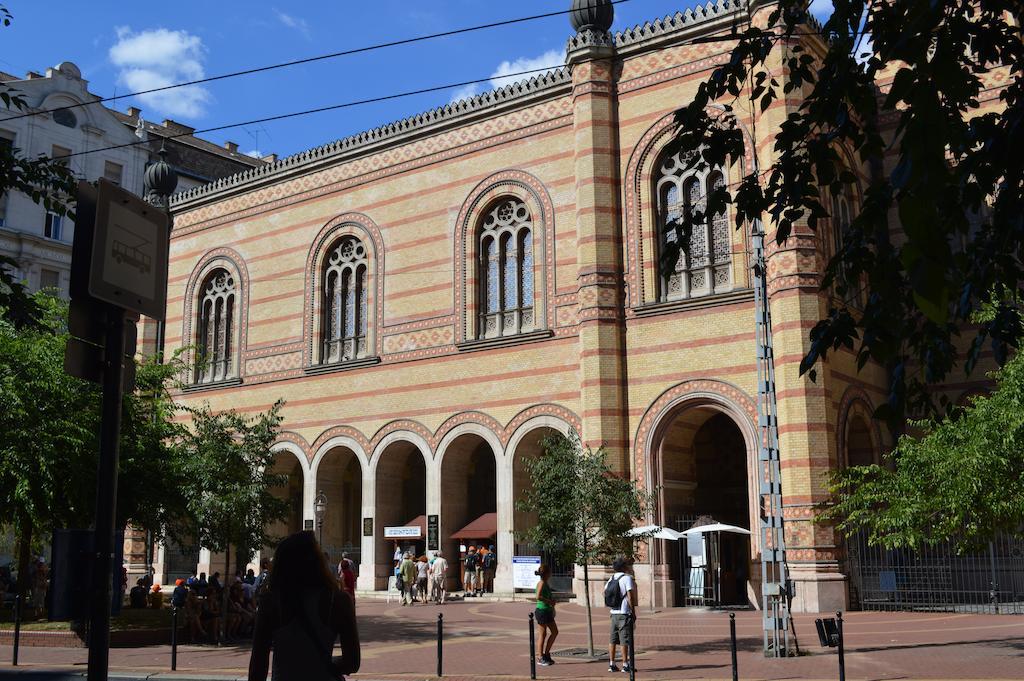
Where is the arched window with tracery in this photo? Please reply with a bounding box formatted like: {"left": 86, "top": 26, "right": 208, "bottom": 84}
{"left": 657, "top": 148, "right": 732, "bottom": 301}
{"left": 478, "top": 198, "right": 533, "bottom": 338}
{"left": 321, "top": 235, "right": 369, "bottom": 363}
{"left": 829, "top": 188, "right": 864, "bottom": 306}
{"left": 195, "top": 268, "right": 236, "bottom": 384}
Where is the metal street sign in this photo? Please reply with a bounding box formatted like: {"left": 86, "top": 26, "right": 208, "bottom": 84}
{"left": 88, "top": 178, "right": 169, "bottom": 320}
{"left": 427, "top": 515, "right": 439, "bottom": 551}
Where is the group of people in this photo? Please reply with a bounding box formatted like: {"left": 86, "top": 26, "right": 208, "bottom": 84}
{"left": 532, "top": 557, "right": 638, "bottom": 673}
{"left": 461, "top": 544, "right": 497, "bottom": 597}
{"left": 393, "top": 549, "right": 450, "bottom": 605}
{"left": 0, "top": 559, "right": 49, "bottom": 616}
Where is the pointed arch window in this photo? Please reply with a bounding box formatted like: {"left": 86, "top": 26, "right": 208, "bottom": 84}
{"left": 829, "top": 189, "right": 865, "bottom": 306}
{"left": 478, "top": 198, "right": 534, "bottom": 338}
{"left": 196, "top": 268, "right": 236, "bottom": 384}
{"left": 656, "top": 149, "right": 732, "bottom": 301}
{"left": 322, "top": 236, "right": 369, "bottom": 363}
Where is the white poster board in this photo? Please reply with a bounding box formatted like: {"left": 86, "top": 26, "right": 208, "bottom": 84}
{"left": 513, "top": 555, "right": 542, "bottom": 590}
{"left": 384, "top": 526, "right": 421, "bottom": 538}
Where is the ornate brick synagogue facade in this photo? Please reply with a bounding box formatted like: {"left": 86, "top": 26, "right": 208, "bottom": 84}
{"left": 154, "top": 0, "right": 997, "bottom": 612}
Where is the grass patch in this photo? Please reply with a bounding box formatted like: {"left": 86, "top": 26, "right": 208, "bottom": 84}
{"left": 0, "top": 606, "right": 176, "bottom": 632}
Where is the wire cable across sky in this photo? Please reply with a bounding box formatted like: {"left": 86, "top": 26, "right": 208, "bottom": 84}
{"left": 0, "top": 0, "right": 635, "bottom": 124}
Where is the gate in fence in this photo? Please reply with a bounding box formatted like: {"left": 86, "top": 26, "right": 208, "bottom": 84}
{"left": 847, "top": 531, "right": 1024, "bottom": 614}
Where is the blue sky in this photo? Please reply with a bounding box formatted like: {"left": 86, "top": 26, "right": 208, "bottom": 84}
{"left": 1, "top": 1, "right": 832, "bottom": 160}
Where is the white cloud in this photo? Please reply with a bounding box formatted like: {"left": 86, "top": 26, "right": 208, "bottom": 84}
{"left": 109, "top": 26, "right": 210, "bottom": 119}
{"left": 448, "top": 47, "right": 564, "bottom": 104}
{"left": 245, "top": 149, "right": 263, "bottom": 159}
{"left": 275, "top": 10, "right": 311, "bottom": 40}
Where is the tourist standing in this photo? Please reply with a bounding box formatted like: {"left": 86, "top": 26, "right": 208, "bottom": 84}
{"left": 463, "top": 546, "right": 480, "bottom": 597}
{"left": 430, "top": 550, "right": 449, "bottom": 604}
{"left": 416, "top": 556, "right": 429, "bottom": 604}
{"left": 482, "top": 544, "right": 497, "bottom": 593}
{"left": 399, "top": 552, "right": 417, "bottom": 606}
{"left": 534, "top": 564, "right": 558, "bottom": 666}
{"left": 248, "top": 531, "right": 360, "bottom": 681}
{"left": 605, "top": 557, "right": 638, "bottom": 673}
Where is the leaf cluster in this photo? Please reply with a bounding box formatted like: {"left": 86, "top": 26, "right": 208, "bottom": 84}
{"left": 822, "top": 349, "right": 1024, "bottom": 550}
{"left": 669, "top": 0, "right": 1024, "bottom": 427}
{"left": 517, "top": 431, "right": 653, "bottom": 567}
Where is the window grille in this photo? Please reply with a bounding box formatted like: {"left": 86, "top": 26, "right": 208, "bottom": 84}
{"left": 322, "top": 236, "right": 368, "bottom": 363}
{"left": 478, "top": 199, "right": 534, "bottom": 338}
{"left": 196, "top": 269, "right": 236, "bottom": 383}
{"left": 657, "top": 150, "right": 732, "bottom": 301}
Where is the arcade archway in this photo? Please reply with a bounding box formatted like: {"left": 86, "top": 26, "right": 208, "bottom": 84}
{"left": 316, "top": 447, "right": 363, "bottom": 568}
{"left": 373, "top": 440, "right": 426, "bottom": 588}
{"left": 439, "top": 433, "right": 498, "bottom": 592}
{"left": 652, "top": 406, "right": 753, "bottom": 607}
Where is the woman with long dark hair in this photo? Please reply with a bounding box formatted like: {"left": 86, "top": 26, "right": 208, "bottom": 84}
{"left": 248, "top": 531, "right": 360, "bottom": 681}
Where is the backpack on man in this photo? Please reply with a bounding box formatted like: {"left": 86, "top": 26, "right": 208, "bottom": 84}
{"left": 603, "top": 573, "right": 626, "bottom": 609}
{"left": 482, "top": 551, "right": 496, "bottom": 570}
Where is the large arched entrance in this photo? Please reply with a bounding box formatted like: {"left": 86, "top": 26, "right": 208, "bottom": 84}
{"left": 268, "top": 450, "right": 305, "bottom": 541}
{"left": 846, "top": 414, "right": 876, "bottom": 467}
{"left": 374, "top": 440, "right": 426, "bottom": 589}
{"left": 652, "top": 406, "right": 753, "bottom": 607}
{"left": 510, "top": 426, "right": 573, "bottom": 592}
{"left": 439, "top": 433, "right": 498, "bottom": 592}
{"left": 316, "top": 447, "right": 363, "bottom": 569}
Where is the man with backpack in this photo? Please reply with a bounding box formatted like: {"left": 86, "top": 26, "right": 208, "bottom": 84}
{"left": 481, "top": 545, "right": 497, "bottom": 594}
{"left": 604, "top": 557, "right": 638, "bottom": 673}
{"left": 463, "top": 545, "right": 480, "bottom": 597}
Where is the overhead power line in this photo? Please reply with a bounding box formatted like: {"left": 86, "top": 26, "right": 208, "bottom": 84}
{"left": 0, "top": 0, "right": 634, "bottom": 123}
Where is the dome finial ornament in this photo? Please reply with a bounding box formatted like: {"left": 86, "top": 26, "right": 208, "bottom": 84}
{"left": 144, "top": 141, "right": 179, "bottom": 208}
{"left": 569, "top": 0, "right": 614, "bottom": 33}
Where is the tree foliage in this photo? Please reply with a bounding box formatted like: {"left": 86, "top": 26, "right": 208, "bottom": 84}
{"left": 174, "top": 400, "right": 290, "bottom": 565}
{"left": 823, "top": 350, "right": 1024, "bottom": 550}
{"left": 0, "top": 7, "right": 77, "bottom": 329}
{"left": 669, "top": 0, "right": 1023, "bottom": 426}
{"left": 518, "top": 431, "right": 652, "bottom": 655}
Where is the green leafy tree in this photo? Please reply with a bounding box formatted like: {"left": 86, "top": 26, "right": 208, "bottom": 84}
{"left": 0, "top": 295, "right": 98, "bottom": 603}
{"left": 175, "top": 400, "right": 289, "bottom": 638}
{"left": 0, "top": 6, "right": 77, "bottom": 329}
{"left": 667, "top": 0, "right": 1023, "bottom": 426}
{"left": 823, "top": 350, "right": 1024, "bottom": 550}
{"left": 517, "top": 431, "right": 653, "bottom": 656}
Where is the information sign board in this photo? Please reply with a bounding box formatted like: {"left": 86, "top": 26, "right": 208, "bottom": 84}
{"left": 513, "top": 555, "right": 542, "bottom": 590}
{"left": 384, "top": 526, "right": 422, "bottom": 539}
{"left": 427, "top": 515, "right": 439, "bottom": 551}
{"left": 88, "top": 178, "right": 169, "bottom": 319}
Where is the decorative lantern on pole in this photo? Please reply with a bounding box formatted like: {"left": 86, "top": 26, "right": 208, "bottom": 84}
{"left": 314, "top": 490, "right": 328, "bottom": 546}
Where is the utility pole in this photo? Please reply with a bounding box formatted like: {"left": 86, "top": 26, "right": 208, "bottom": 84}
{"left": 752, "top": 218, "right": 792, "bottom": 657}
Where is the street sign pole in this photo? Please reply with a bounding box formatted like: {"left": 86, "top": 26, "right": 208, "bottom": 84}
{"left": 86, "top": 304, "right": 126, "bottom": 681}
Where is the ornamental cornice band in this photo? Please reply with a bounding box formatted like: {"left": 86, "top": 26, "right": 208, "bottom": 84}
{"left": 170, "top": 70, "right": 571, "bottom": 208}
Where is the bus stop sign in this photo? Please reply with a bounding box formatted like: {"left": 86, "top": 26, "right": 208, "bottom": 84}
{"left": 88, "top": 178, "right": 169, "bottom": 320}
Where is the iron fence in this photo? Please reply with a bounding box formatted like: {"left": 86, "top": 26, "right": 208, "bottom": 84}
{"left": 847, "top": 531, "right": 1024, "bottom": 614}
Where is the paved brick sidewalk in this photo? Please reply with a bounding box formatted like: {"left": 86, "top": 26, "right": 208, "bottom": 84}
{"left": 2, "top": 600, "right": 1022, "bottom": 680}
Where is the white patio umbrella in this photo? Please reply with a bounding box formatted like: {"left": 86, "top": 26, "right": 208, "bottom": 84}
{"left": 626, "top": 524, "right": 684, "bottom": 541}
{"left": 679, "top": 523, "right": 751, "bottom": 536}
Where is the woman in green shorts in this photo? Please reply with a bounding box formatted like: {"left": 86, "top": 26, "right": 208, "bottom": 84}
{"left": 534, "top": 564, "right": 558, "bottom": 666}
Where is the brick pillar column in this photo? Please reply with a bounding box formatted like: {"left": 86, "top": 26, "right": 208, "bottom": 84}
{"left": 567, "top": 30, "right": 629, "bottom": 474}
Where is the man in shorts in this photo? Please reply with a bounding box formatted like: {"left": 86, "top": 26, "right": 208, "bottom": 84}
{"left": 607, "top": 557, "right": 638, "bottom": 673}
{"left": 431, "top": 550, "right": 449, "bottom": 604}
{"left": 463, "top": 546, "right": 480, "bottom": 596}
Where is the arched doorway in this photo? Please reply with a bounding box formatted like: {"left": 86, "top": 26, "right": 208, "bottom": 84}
{"left": 374, "top": 440, "right": 426, "bottom": 589}
{"left": 510, "top": 426, "right": 573, "bottom": 592}
{"left": 652, "top": 407, "right": 753, "bottom": 607}
{"left": 316, "top": 447, "right": 363, "bottom": 570}
{"left": 268, "top": 451, "right": 305, "bottom": 541}
{"left": 440, "top": 433, "right": 497, "bottom": 592}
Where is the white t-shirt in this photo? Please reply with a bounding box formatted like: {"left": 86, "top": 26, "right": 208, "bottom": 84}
{"left": 432, "top": 557, "right": 449, "bottom": 579}
{"left": 609, "top": 572, "right": 635, "bottom": 615}
{"left": 417, "top": 561, "right": 429, "bottom": 579}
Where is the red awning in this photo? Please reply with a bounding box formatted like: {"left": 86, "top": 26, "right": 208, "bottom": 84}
{"left": 402, "top": 515, "right": 427, "bottom": 536}
{"left": 450, "top": 512, "right": 497, "bottom": 541}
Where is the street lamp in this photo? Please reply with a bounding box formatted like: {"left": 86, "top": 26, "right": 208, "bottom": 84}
{"left": 314, "top": 490, "right": 328, "bottom": 546}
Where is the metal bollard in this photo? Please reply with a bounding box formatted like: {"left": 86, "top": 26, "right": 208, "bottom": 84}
{"left": 12, "top": 594, "right": 22, "bottom": 666}
{"left": 437, "top": 613, "right": 443, "bottom": 677}
{"left": 836, "top": 611, "right": 846, "bottom": 681}
{"left": 528, "top": 612, "right": 536, "bottom": 680}
{"left": 171, "top": 606, "right": 179, "bottom": 671}
{"left": 628, "top": 614, "right": 636, "bottom": 681}
{"left": 729, "top": 612, "right": 738, "bottom": 681}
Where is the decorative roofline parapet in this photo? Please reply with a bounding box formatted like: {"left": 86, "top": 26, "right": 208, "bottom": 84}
{"left": 171, "top": 69, "right": 571, "bottom": 210}
{"left": 171, "top": 0, "right": 758, "bottom": 211}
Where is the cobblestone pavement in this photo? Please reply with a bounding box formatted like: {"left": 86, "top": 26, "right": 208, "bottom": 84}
{"left": 1, "top": 599, "right": 1022, "bottom": 680}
